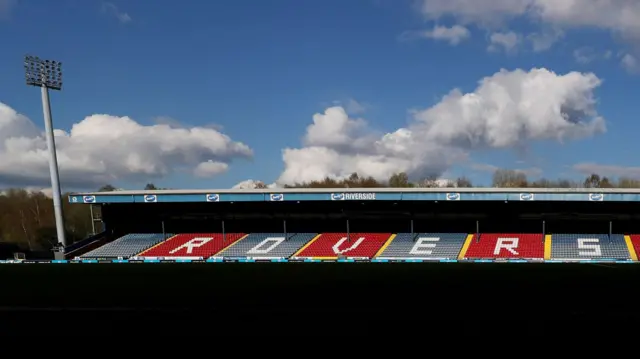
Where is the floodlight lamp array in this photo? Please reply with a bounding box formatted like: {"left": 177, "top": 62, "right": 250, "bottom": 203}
{"left": 24, "top": 55, "right": 63, "bottom": 90}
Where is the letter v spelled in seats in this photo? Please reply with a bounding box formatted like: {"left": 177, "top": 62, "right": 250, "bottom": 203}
{"left": 219, "top": 233, "right": 317, "bottom": 259}
{"left": 376, "top": 233, "right": 467, "bottom": 260}
{"left": 463, "top": 233, "right": 544, "bottom": 260}
{"left": 293, "top": 233, "right": 391, "bottom": 259}
{"left": 550, "top": 234, "right": 631, "bottom": 260}
{"left": 136, "top": 233, "right": 245, "bottom": 259}
{"left": 80, "top": 233, "right": 172, "bottom": 259}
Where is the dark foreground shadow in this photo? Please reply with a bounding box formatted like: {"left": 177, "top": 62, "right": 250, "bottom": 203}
{"left": 0, "top": 263, "right": 638, "bottom": 335}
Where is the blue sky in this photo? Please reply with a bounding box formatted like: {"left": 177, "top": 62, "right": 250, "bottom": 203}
{"left": 1, "top": 0, "right": 640, "bottom": 191}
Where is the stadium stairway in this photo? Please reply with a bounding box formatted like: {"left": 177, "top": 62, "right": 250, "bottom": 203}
{"left": 136, "top": 233, "right": 245, "bottom": 259}
{"left": 463, "top": 233, "right": 545, "bottom": 260}
{"left": 218, "top": 232, "right": 318, "bottom": 259}
{"left": 292, "top": 232, "right": 392, "bottom": 259}
{"left": 80, "top": 233, "right": 172, "bottom": 259}
{"left": 375, "top": 233, "right": 468, "bottom": 260}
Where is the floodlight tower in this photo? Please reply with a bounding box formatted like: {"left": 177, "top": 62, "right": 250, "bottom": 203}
{"left": 24, "top": 55, "right": 67, "bottom": 248}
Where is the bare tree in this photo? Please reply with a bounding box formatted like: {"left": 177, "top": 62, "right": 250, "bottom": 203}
{"left": 600, "top": 176, "right": 614, "bottom": 188}
{"left": 618, "top": 177, "right": 640, "bottom": 188}
{"left": 0, "top": 189, "right": 93, "bottom": 252}
{"left": 287, "top": 172, "right": 385, "bottom": 188}
{"left": 419, "top": 175, "right": 440, "bottom": 188}
{"left": 492, "top": 169, "right": 528, "bottom": 187}
{"left": 388, "top": 172, "right": 412, "bottom": 188}
{"left": 253, "top": 181, "right": 268, "bottom": 189}
{"left": 19, "top": 209, "right": 33, "bottom": 251}
{"left": 455, "top": 176, "right": 473, "bottom": 188}
{"left": 556, "top": 179, "right": 579, "bottom": 188}
{"left": 99, "top": 184, "right": 117, "bottom": 192}
{"left": 583, "top": 174, "right": 601, "bottom": 188}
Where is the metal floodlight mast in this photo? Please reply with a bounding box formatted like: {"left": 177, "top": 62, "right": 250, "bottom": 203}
{"left": 24, "top": 55, "right": 67, "bottom": 248}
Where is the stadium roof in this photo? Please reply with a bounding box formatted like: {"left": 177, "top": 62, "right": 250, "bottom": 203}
{"left": 68, "top": 186, "right": 640, "bottom": 204}
{"left": 73, "top": 187, "right": 640, "bottom": 196}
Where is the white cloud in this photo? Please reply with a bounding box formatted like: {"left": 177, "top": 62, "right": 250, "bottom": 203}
{"left": 527, "top": 28, "right": 564, "bottom": 52}
{"left": 530, "top": 0, "right": 640, "bottom": 37}
{"left": 278, "top": 68, "right": 606, "bottom": 185}
{"left": 420, "top": 0, "right": 530, "bottom": 27}
{"left": 331, "top": 98, "right": 371, "bottom": 115}
{"left": 419, "top": 0, "right": 640, "bottom": 54}
{"left": 0, "top": 102, "right": 252, "bottom": 188}
{"left": 233, "top": 179, "right": 262, "bottom": 189}
{"left": 403, "top": 25, "right": 471, "bottom": 45}
{"left": 39, "top": 187, "right": 53, "bottom": 198}
{"left": 26, "top": 187, "right": 53, "bottom": 198}
{"left": 345, "top": 99, "right": 367, "bottom": 115}
{"left": 574, "top": 47, "right": 598, "bottom": 64}
{"left": 488, "top": 31, "right": 521, "bottom": 53}
{"left": 101, "top": 2, "right": 132, "bottom": 23}
{"left": 573, "top": 163, "right": 640, "bottom": 178}
{"left": 0, "top": 187, "right": 53, "bottom": 198}
{"left": 573, "top": 47, "right": 614, "bottom": 65}
{"left": 621, "top": 53, "right": 639, "bottom": 73}
{"left": 420, "top": 0, "right": 640, "bottom": 35}
{"left": 153, "top": 116, "right": 184, "bottom": 128}
{"left": 232, "top": 179, "right": 278, "bottom": 189}
{"left": 193, "top": 161, "right": 229, "bottom": 178}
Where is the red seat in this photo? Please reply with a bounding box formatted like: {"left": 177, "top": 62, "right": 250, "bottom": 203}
{"left": 464, "top": 233, "right": 544, "bottom": 259}
{"left": 139, "top": 233, "right": 245, "bottom": 258}
{"left": 628, "top": 235, "right": 640, "bottom": 259}
{"left": 295, "top": 233, "right": 391, "bottom": 258}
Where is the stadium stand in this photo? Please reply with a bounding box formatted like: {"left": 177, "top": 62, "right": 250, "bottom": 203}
{"left": 376, "top": 232, "right": 468, "bottom": 260}
{"left": 293, "top": 232, "right": 391, "bottom": 258}
{"left": 464, "top": 233, "right": 544, "bottom": 259}
{"left": 136, "top": 233, "right": 245, "bottom": 258}
{"left": 550, "top": 233, "right": 631, "bottom": 260}
{"left": 10, "top": 188, "right": 640, "bottom": 335}
{"left": 73, "top": 231, "right": 640, "bottom": 262}
{"left": 80, "top": 233, "right": 171, "bottom": 259}
{"left": 219, "top": 232, "right": 317, "bottom": 258}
